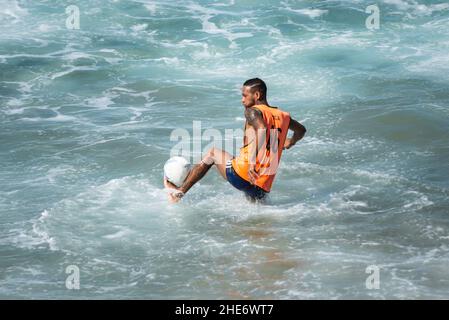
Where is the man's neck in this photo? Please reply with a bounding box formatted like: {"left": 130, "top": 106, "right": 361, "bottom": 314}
{"left": 254, "top": 100, "right": 269, "bottom": 106}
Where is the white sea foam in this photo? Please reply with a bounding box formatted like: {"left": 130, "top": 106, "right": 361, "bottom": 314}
{"left": 152, "top": 57, "right": 181, "bottom": 65}
{"left": 19, "top": 113, "right": 77, "bottom": 122}
{"left": 402, "top": 190, "right": 434, "bottom": 210}
{"left": 0, "top": 0, "right": 28, "bottom": 23}
{"left": 284, "top": 7, "right": 328, "bottom": 18}
{"left": 198, "top": 13, "right": 253, "bottom": 42}
{"left": 6, "top": 98, "right": 24, "bottom": 107}
{"left": 102, "top": 227, "right": 133, "bottom": 239}
{"left": 384, "top": 0, "right": 449, "bottom": 16}
{"left": 99, "top": 48, "right": 120, "bottom": 54}
{"left": 85, "top": 95, "right": 116, "bottom": 109}
{"left": 1, "top": 214, "right": 57, "bottom": 251}
{"left": 144, "top": 3, "right": 157, "bottom": 15}
{"left": 63, "top": 51, "right": 95, "bottom": 61}
{"left": 50, "top": 66, "right": 97, "bottom": 80}
{"left": 46, "top": 165, "right": 76, "bottom": 184}
{"left": 131, "top": 23, "right": 148, "bottom": 32}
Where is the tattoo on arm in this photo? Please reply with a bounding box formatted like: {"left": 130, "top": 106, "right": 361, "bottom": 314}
{"left": 245, "top": 108, "right": 266, "bottom": 164}
{"left": 245, "top": 107, "right": 264, "bottom": 129}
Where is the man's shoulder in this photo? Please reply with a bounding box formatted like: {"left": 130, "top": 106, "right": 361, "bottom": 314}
{"left": 260, "top": 105, "right": 290, "bottom": 117}
{"left": 245, "top": 107, "right": 263, "bottom": 119}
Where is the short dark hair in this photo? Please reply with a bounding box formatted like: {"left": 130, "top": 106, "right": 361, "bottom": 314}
{"left": 243, "top": 78, "right": 267, "bottom": 99}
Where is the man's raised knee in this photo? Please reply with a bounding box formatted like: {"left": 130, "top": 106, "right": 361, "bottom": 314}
{"left": 203, "top": 147, "right": 226, "bottom": 165}
{"left": 201, "top": 147, "right": 217, "bottom": 166}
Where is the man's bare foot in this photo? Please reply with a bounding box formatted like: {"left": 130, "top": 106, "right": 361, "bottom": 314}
{"left": 164, "top": 178, "right": 184, "bottom": 203}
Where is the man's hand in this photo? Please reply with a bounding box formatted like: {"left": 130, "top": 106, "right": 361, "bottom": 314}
{"left": 164, "top": 178, "right": 184, "bottom": 203}
{"left": 248, "top": 164, "right": 259, "bottom": 185}
{"left": 283, "top": 138, "right": 296, "bottom": 150}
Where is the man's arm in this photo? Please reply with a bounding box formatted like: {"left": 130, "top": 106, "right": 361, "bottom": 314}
{"left": 245, "top": 107, "right": 265, "bottom": 130}
{"left": 284, "top": 117, "right": 306, "bottom": 150}
{"left": 245, "top": 107, "right": 266, "bottom": 184}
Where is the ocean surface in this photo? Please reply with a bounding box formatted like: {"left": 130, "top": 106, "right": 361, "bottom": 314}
{"left": 1, "top": 0, "right": 449, "bottom": 299}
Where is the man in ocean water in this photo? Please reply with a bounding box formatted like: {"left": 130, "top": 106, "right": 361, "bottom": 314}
{"left": 164, "top": 78, "right": 306, "bottom": 203}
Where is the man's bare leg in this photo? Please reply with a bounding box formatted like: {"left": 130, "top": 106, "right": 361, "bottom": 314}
{"left": 164, "top": 148, "right": 233, "bottom": 202}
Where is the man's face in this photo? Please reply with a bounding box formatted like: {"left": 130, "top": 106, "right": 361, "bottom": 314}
{"left": 241, "top": 86, "right": 258, "bottom": 108}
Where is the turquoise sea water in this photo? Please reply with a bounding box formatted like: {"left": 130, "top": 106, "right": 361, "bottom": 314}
{"left": 1, "top": 0, "right": 449, "bottom": 299}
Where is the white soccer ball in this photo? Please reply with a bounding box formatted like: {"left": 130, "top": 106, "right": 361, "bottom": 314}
{"left": 163, "top": 156, "right": 191, "bottom": 187}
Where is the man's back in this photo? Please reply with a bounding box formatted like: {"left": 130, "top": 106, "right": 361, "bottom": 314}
{"left": 232, "top": 104, "right": 291, "bottom": 192}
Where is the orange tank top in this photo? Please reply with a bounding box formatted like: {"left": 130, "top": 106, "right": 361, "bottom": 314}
{"left": 232, "top": 104, "right": 291, "bottom": 192}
